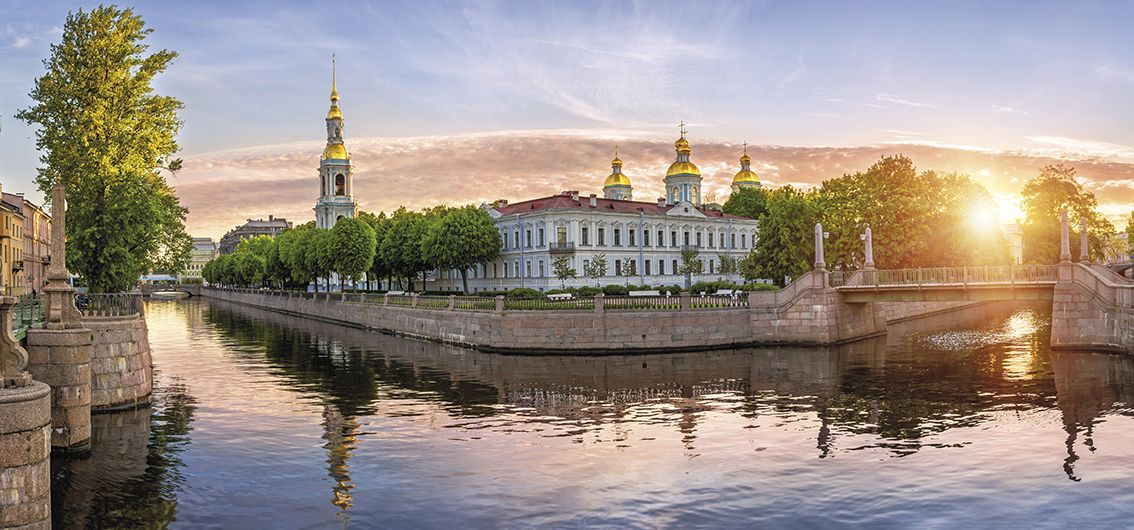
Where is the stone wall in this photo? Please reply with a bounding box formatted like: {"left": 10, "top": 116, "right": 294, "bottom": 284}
{"left": 0, "top": 381, "right": 51, "bottom": 529}
{"left": 25, "top": 328, "right": 93, "bottom": 451}
{"left": 84, "top": 315, "right": 152, "bottom": 411}
{"left": 1051, "top": 264, "right": 1134, "bottom": 353}
{"left": 205, "top": 283, "right": 986, "bottom": 354}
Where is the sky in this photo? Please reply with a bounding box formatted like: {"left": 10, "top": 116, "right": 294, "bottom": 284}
{"left": 1, "top": 0, "right": 1133, "bottom": 239}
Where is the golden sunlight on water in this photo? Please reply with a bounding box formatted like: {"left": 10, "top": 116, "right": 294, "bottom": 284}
{"left": 50, "top": 300, "right": 1134, "bottom": 529}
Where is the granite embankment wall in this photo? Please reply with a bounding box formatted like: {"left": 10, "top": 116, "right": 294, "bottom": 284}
{"left": 1051, "top": 264, "right": 1134, "bottom": 354}
{"left": 204, "top": 280, "right": 983, "bottom": 353}
{"left": 84, "top": 316, "right": 152, "bottom": 411}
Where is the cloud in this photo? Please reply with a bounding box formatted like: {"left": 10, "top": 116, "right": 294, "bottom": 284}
{"left": 12, "top": 36, "right": 30, "bottom": 48}
{"left": 875, "top": 93, "right": 940, "bottom": 109}
{"left": 176, "top": 130, "right": 1134, "bottom": 239}
{"left": 1092, "top": 63, "right": 1134, "bottom": 84}
{"left": 991, "top": 105, "right": 1028, "bottom": 116}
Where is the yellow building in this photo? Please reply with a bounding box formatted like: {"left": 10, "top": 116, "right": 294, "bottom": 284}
{"left": 0, "top": 188, "right": 26, "bottom": 296}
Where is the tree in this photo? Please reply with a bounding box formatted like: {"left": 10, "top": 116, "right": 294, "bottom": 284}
{"left": 17, "top": 6, "right": 190, "bottom": 292}
{"left": 358, "top": 211, "right": 390, "bottom": 289}
{"left": 722, "top": 187, "right": 769, "bottom": 219}
{"left": 381, "top": 208, "right": 431, "bottom": 291}
{"left": 331, "top": 217, "right": 377, "bottom": 290}
{"left": 421, "top": 205, "right": 502, "bottom": 293}
{"left": 276, "top": 223, "right": 314, "bottom": 288}
{"left": 743, "top": 185, "right": 819, "bottom": 286}
{"left": 233, "top": 252, "right": 266, "bottom": 287}
{"left": 552, "top": 256, "right": 576, "bottom": 288}
{"left": 1127, "top": 212, "right": 1134, "bottom": 256}
{"left": 585, "top": 253, "right": 607, "bottom": 287}
{"left": 717, "top": 253, "right": 738, "bottom": 276}
{"left": 678, "top": 246, "right": 703, "bottom": 288}
{"left": 620, "top": 260, "right": 636, "bottom": 285}
{"left": 1021, "top": 164, "right": 1114, "bottom": 263}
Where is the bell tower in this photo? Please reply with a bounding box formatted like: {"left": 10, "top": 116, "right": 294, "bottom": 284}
{"left": 315, "top": 55, "right": 358, "bottom": 229}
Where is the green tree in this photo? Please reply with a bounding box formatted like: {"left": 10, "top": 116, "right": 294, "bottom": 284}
{"left": 358, "top": 211, "right": 390, "bottom": 289}
{"left": 421, "top": 205, "right": 502, "bottom": 293}
{"left": 233, "top": 252, "right": 266, "bottom": 287}
{"left": 304, "top": 229, "right": 336, "bottom": 291}
{"left": 331, "top": 217, "right": 377, "bottom": 290}
{"left": 381, "top": 208, "right": 431, "bottom": 291}
{"left": 552, "top": 256, "right": 576, "bottom": 288}
{"left": 743, "top": 185, "right": 819, "bottom": 286}
{"left": 1021, "top": 164, "right": 1114, "bottom": 263}
{"left": 16, "top": 6, "right": 190, "bottom": 292}
{"left": 717, "top": 253, "right": 738, "bottom": 276}
{"left": 722, "top": 187, "right": 769, "bottom": 219}
{"left": 276, "top": 223, "right": 315, "bottom": 288}
{"left": 236, "top": 235, "right": 275, "bottom": 259}
{"left": 678, "top": 246, "right": 703, "bottom": 288}
{"left": 620, "top": 260, "right": 636, "bottom": 285}
{"left": 1126, "top": 212, "right": 1134, "bottom": 256}
{"left": 585, "top": 253, "right": 607, "bottom": 287}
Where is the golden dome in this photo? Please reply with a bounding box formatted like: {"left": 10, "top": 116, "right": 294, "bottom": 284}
{"left": 611, "top": 157, "right": 623, "bottom": 167}
{"left": 666, "top": 161, "right": 700, "bottom": 177}
{"left": 327, "top": 105, "right": 342, "bottom": 120}
{"left": 733, "top": 169, "right": 760, "bottom": 184}
{"left": 674, "top": 136, "right": 691, "bottom": 154}
{"left": 740, "top": 153, "right": 751, "bottom": 164}
{"left": 604, "top": 172, "right": 631, "bottom": 187}
{"left": 322, "top": 143, "right": 349, "bottom": 160}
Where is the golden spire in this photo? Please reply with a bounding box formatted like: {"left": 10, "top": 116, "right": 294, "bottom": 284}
{"left": 612, "top": 143, "right": 622, "bottom": 166}
{"left": 674, "top": 121, "right": 691, "bottom": 155}
{"left": 740, "top": 141, "right": 751, "bottom": 163}
{"left": 331, "top": 53, "right": 339, "bottom": 102}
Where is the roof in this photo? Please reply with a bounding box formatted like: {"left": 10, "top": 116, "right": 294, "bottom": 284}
{"left": 493, "top": 192, "right": 754, "bottom": 220}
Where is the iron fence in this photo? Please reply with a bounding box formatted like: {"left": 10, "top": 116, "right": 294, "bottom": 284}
{"left": 603, "top": 296, "right": 681, "bottom": 311}
{"left": 829, "top": 265, "right": 1060, "bottom": 288}
{"left": 77, "top": 293, "right": 143, "bottom": 317}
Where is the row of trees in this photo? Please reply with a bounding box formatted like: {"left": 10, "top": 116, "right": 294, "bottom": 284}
{"left": 548, "top": 248, "right": 740, "bottom": 288}
{"left": 204, "top": 205, "right": 502, "bottom": 292}
{"left": 723, "top": 155, "right": 1121, "bottom": 286}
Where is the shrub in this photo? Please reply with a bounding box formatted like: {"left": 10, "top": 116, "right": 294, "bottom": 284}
{"left": 546, "top": 288, "right": 571, "bottom": 295}
{"left": 660, "top": 285, "right": 683, "bottom": 296}
{"left": 576, "top": 286, "right": 601, "bottom": 297}
{"left": 506, "top": 287, "right": 544, "bottom": 299}
{"left": 602, "top": 284, "right": 629, "bottom": 296}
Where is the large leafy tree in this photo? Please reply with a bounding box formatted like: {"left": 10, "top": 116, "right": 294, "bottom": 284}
{"left": 552, "top": 256, "right": 576, "bottom": 288}
{"left": 381, "top": 208, "right": 431, "bottom": 291}
{"left": 421, "top": 205, "right": 501, "bottom": 293}
{"left": 331, "top": 217, "right": 377, "bottom": 289}
{"left": 742, "top": 185, "right": 819, "bottom": 286}
{"left": 1021, "top": 164, "right": 1114, "bottom": 263}
{"left": 17, "top": 5, "right": 191, "bottom": 292}
{"left": 358, "top": 211, "right": 391, "bottom": 289}
{"left": 276, "top": 223, "right": 314, "bottom": 288}
{"left": 722, "top": 187, "right": 768, "bottom": 219}
{"left": 585, "top": 253, "right": 608, "bottom": 287}
{"left": 677, "top": 246, "right": 703, "bottom": 288}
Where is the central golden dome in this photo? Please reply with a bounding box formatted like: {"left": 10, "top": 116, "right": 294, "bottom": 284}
{"left": 733, "top": 168, "right": 760, "bottom": 184}
{"left": 322, "top": 143, "right": 349, "bottom": 160}
{"left": 666, "top": 161, "right": 700, "bottom": 177}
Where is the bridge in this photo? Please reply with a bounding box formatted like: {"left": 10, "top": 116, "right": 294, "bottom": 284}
{"left": 138, "top": 283, "right": 202, "bottom": 297}
{"left": 830, "top": 265, "right": 1059, "bottom": 303}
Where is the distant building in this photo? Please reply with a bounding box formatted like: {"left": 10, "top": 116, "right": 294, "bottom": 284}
{"left": 219, "top": 216, "right": 292, "bottom": 255}
{"left": 1104, "top": 232, "right": 1130, "bottom": 264}
{"left": 180, "top": 237, "right": 218, "bottom": 282}
{"left": 1003, "top": 222, "right": 1023, "bottom": 264}
{"left": 1, "top": 188, "right": 50, "bottom": 295}
{"left": 0, "top": 186, "right": 25, "bottom": 296}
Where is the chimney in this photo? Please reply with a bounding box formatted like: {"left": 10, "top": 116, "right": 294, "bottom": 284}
{"left": 657, "top": 197, "right": 666, "bottom": 208}
{"left": 497, "top": 199, "right": 508, "bottom": 208}
{"left": 571, "top": 191, "right": 580, "bottom": 202}
{"left": 589, "top": 194, "right": 597, "bottom": 207}
{"left": 269, "top": 214, "right": 273, "bottom": 221}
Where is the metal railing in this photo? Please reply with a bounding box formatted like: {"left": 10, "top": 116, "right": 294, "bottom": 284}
{"left": 829, "top": 265, "right": 1059, "bottom": 288}
{"left": 453, "top": 296, "right": 497, "bottom": 311}
{"left": 78, "top": 293, "right": 143, "bottom": 317}
{"left": 504, "top": 297, "right": 595, "bottom": 311}
{"left": 10, "top": 296, "right": 45, "bottom": 341}
{"left": 604, "top": 295, "right": 681, "bottom": 311}
{"left": 691, "top": 294, "right": 748, "bottom": 309}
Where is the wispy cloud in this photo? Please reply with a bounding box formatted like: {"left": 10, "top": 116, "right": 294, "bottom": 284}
{"left": 1092, "top": 62, "right": 1134, "bottom": 83}
{"left": 875, "top": 93, "right": 940, "bottom": 109}
{"left": 991, "top": 105, "right": 1028, "bottom": 116}
{"left": 12, "top": 36, "right": 30, "bottom": 48}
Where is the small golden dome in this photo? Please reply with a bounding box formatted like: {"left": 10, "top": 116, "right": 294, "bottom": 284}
{"left": 666, "top": 161, "right": 700, "bottom": 177}
{"left": 322, "top": 143, "right": 349, "bottom": 160}
{"left": 674, "top": 137, "right": 691, "bottom": 154}
{"left": 611, "top": 157, "right": 623, "bottom": 167}
{"left": 733, "top": 169, "right": 760, "bottom": 184}
{"left": 740, "top": 153, "right": 751, "bottom": 164}
{"left": 327, "top": 105, "right": 342, "bottom": 120}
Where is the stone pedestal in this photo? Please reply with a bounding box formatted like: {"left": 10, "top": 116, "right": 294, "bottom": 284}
{"left": 26, "top": 327, "right": 94, "bottom": 452}
{"left": 0, "top": 381, "right": 52, "bottom": 529}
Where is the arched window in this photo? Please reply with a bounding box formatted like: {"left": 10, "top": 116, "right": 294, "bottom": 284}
{"left": 321, "top": 175, "right": 326, "bottom": 195}
{"left": 335, "top": 174, "right": 345, "bottom": 195}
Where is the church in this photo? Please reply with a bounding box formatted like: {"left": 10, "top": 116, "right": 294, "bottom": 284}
{"left": 312, "top": 65, "right": 761, "bottom": 292}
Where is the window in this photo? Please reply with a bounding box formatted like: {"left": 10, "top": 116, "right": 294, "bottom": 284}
{"left": 731, "top": 234, "right": 736, "bottom": 248}
{"left": 629, "top": 259, "right": 636, "bottom": 275}
{"left": 501, "top": 232, "right": 508, "bottom": 250}
{"left": 629, "top": 229, "right": 636, "bottom": 246}
{"left": 335, "top": 174, "right": 345, "bottom": 195}
{"left": 584, "top": 259, "right": 590, "bottom": 272}
{"left": 684, "top": 231, "right": 690, "bottom": 246}
{"left": 720, "top": 233, "right": 726, "bottom": 247}
{"left": 671, "top": 231, "right": 677, "bottom": 247}
{"left": 673, "top": 259, "right": 678, "bottom": 274}
{"left": 526, "top": 229, "right": 532, "bottom": 248}
{"left": 645, "top": 260, "right": 652, "bottom": 275}
{"left": 514, "top": 261, "right": 520, "bottom": 278}
{"left": 657, "top": 230, "right": 664, "bottom": 247}
{"left": 538, "top": 228, "right": 545, "bottom": 247}
{"left": 614, "top": 228, "right": 621, "bottom": 246}
{"left": 615, "top": 259, "right": 622, "bottom": 275}
{"left": 526, "top": 260, "right": 531, "bottom": 277}
{"left": 514, "top": 231, "right": 520, "bottom": 248}
{"left": 538, "top": 260, "right": 545, "bottom": 277}
{"left": 556, "top": 226, "right": 567, "bottom": 245}
{"left": 598, "top": 228, "right": 606, "bottom": 246}
{"left": 659, "top": 260, "right": 665, "bottom": 275}
{"left": 696, "top": 232, "right": 702, "bottom": 247}
{"left": 741, "top": 234, "right": 747, "bottom": 248}
{"left": 582, "top": 227, "right": 590, "bottom": 245}
{"left": 709, "top": 260, "right": 714, "bottom": 273}
{"left": 643, "top": 230, "right": 650, "bottom": 246}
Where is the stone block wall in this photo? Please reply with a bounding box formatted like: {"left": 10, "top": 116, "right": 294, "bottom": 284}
{"left": 84, "top": 315, "right": 152, "bottom": 411}
{"left": 25, "top": 328, "right": 93, "bottom": 451}
{"left": 0, "top": 381, "right": 51, "bottom": 529}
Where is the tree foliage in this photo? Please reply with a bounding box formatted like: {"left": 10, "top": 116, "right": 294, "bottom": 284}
{"left": 16, "top": 5, "right": 190, "bottom": 292}
{"left": 331, "top": 217, "right": 377, "bottom": 287}
{"left": 1021, "top": 164, "right": 1114, "bottom": 263}
{"left": 585, "top": 253, "right": 607, "bottom": 286}
{"left": 553, "top": 256, "right": 576, "bottom": 288}
{"left": 722, "top": 187, "right": 768, "bottom": 219}
{"left": 421, "top": 205, "right": 501, "bottom": 293}
{"left": 742, "top": 185, "right": 819, "bottom": 286}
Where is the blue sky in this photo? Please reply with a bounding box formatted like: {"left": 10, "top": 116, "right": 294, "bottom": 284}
{"left": 2, "top": 1, "right": 1133, "bottom": 237}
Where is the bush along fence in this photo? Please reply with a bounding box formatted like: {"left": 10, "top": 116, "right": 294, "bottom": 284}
{"left": 209, "top": 287, "right": 754, "bottom": 313}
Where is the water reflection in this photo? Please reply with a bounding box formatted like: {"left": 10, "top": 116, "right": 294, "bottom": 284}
{"left": 52, "top": 299, "right": 1134, "bottom": 528}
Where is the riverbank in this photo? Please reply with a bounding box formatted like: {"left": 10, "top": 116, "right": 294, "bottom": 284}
{"left": 202, "top": 286, "right": 984, "bottom": 354}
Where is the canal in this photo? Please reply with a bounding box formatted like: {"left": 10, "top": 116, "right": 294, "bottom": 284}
{"left": 51, "top": 299, "right": 1134, "bottom": 528}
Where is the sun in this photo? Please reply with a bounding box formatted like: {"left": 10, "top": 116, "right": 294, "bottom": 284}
{"left": 993, "top": 193, "right": 1025, "bottom": 224}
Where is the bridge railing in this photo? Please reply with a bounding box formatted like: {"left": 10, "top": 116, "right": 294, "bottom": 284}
{"left": 78, "top": 293, "right": 143, "bottom": 317}
{"left": 830, "top": 265, "right": 1059, "bottom": 288}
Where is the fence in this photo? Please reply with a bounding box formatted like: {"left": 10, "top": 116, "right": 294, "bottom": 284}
{"left": 603, "top": 295, "right": 680, "bottom": 311}
{"left": 10, "top": 296, "right": 44, "bottom": 341}
{"left": 829, "top": 265, "right": 1060, "bottom": 288}
{"left": 78, "top": 293, "right": 143, "bottom": 317}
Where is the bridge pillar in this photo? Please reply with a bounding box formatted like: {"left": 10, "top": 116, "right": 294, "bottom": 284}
{"left": 0, "top": 297, "right": 52, "bottom": 529}
{"left": 863, "top": 226, "right": 875, "bottom": 271}
{"left": 1059, "top": 209, "right": 1072, "bottom": 263}
{"left": 1079, "top": 216, "right": 1090, "bottom": 265}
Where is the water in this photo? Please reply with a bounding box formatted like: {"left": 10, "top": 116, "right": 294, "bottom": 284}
{"left": 51, "top": 300, "right": 1134, "bottom": 529}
